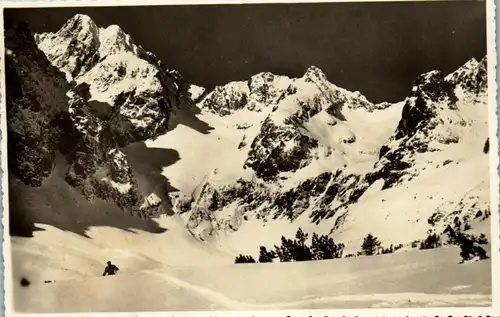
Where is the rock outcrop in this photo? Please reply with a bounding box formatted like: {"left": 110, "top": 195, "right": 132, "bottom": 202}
{"left": 6, "top": 15, "right": 193, "bottom": 220}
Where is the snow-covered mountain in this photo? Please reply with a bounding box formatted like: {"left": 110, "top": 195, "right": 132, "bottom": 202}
{"left": 35, "top": 14, "right": 192, "bottom": 138}
{"left": 155, "top": 57, "right": 490, "bottom": 256}
{"left": 5, "top": 16, "right": 196, "bottom": 234}
{"left": 7, "top": 14, "right": 491, "bottom": 259}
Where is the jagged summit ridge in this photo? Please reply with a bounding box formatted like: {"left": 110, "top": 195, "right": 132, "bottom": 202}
{"left": 199, "top": 65, "right": 377, "bottom": 117}
{"left": 35, "top": 14, "right": 145, "bottom": 81}
{"left": 445, "top": 57, "right": 487, "bottom": 95}
{"left": 35, "top": 14, "right": 100, "bottom": 81}
{"left": 36, "top": 14, "right": 187, "bottom": 99}
{"left": 173, "top": 56, "right": 490, "bottom": 254}
{"left": 35, "top": 13, "right": 193, "bottom": 141}
{"left": 6, "top": 16, "right": 196, "bottom": 224}
{"left": 98, "top": 24, "right": 138, "bottom": 57}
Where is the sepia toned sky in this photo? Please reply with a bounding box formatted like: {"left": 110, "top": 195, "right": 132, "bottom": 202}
{"left": 5, "top": 1, "right": 487, "bottom": 103}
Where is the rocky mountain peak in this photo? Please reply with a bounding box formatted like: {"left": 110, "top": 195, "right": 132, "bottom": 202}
{"left": 409, "top": 70, "right": 449, "bottom": 101}
{"left": 303, "top": 65, "right": 328, "bottom": 83}
{"left": 188, "top": 85, "right": 207, "bottom": 103}
{"left": 6, "top": 17, "right": 198, "bottom": 224}
{"left": 36, "top": 14, "right": 170, "bottom": 89}
{"left": 445, "top": 57, "right": 487, "bottom": 94}
{"left": 35, "top": 14, "right": 101, "bottom": 81}
{"left": 35, "top": 13, "right": 195, "bottom": 136}
{"left": 98, "top": 24, "right": 136, "bottom": 57}
{"left": 199, "top": 65, "right": 379, "bottom": 117}
{"left": 394, "top": 57, "right": 488, "bottom": 142}
{"left": 61, "top": 14, "right": 99, "bottom": 37}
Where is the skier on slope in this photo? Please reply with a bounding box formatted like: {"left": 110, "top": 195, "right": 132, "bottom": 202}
{"left": 102, "top": 261, "right": 120, "bottom": 276}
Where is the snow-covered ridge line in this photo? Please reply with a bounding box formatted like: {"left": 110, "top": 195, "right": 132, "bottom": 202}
{"left": 169, "top": 54, "right": 489, "bottom": 256}
{"left": 198, "top": 56, "right": 485, "bottom": 118}
{"left": 35, "top": 14, "right": 159, "bottom": 82}
{"left": 197, "top": 66, "right": 378, "bottom": 116}
{"left": 33, "top": 12, "right": 191, "bottom": 135}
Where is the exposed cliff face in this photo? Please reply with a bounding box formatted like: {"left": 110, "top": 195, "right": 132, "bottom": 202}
{"left": 200, "top": 67, "right": 374, "bottom": 118}
{"left": 373, "top": 57, "right": 488, "bottom": 190}
{"left": 34, "top": 14, "right": 100, "bottom": 81}
{"left": 165, "top": 57, "right": 489, "bottom": 254}
{"left": 6, "top": 16, "right": 192, "bottom": 226}
{"left": 36, "top": 14, "right": 193, "bottom": 143}
{"left": 5, "top": 21, "right": 70, "bottom": 188}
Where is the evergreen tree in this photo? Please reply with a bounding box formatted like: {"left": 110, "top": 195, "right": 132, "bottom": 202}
{"left": 419, "top": 232, "right": 441, "bottom": 250}
{"left": 258, "top": 246, "right": 276, "bottom": 263}
{"left": 335, "top": 242, "right": 345, "bottom": 259}
{"left": 311, "top": 233, "right": 344, "bottom": 260}
{"left": 278, "top": 236, "right": 294, "bottom": 262}
{"left": 292, "top": 228, "right": 313, "bottom": 261}
{"left": 361, "top": 233, "right": 381, "bottom": 256}
{"left": 274, "top": 245, "right": 284, "bottom": 262}
{"left": 295, "top": 228, "right": 308, "bottom": 247}
{"left": 234, "top": 254, "right": 256, "bottom": 264}
{"left": 311, "top": 233, "right": 324, "bottom": 260}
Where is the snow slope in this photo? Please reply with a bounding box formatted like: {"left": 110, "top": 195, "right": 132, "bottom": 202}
{"left": 143, "top": 58, "right": 491, "bottom": 257}
{"left": 152, "top": 68, "right": 402, "bottom": 194}
{"left": 12, "top": 237, "right": 491, "bottom": 313}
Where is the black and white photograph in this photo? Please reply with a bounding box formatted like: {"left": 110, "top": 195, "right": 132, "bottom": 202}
{"left": 2, "top": 0, "right": 497, "bottom": 314}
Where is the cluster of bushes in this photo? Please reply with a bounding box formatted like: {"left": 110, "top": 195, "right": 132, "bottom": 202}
{"left": 381, "top": 243, "right": 404, "bottom": 254}
{"left": 419, "top": 231, "right": 441, "bottom": 250}
{"left": 234, "top": 229, "right": 406, "bottom": 264}
{"left": 235, "top": 225, "right": 490, "bottom": 265}
{"left": 234, "top": 254, "right": 256, "bottom": 263}
{"left": 411, "top": 225, "right": 489, "bottom": 251}
{"left": 234, "top": 228, "right": 345, "bottom": 264}
{"left": 444, "top": 225, "right": 489, "bottom": 245}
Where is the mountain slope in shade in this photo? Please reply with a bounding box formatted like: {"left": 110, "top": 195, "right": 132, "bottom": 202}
{"left": 149, "top": 57, "right": 490, "bottom": 256}
{"left": 6, "top": 16, "right": 196, "bottom": 237}
{"left": 34, "top": 14, "right": 208, "bottom": 218}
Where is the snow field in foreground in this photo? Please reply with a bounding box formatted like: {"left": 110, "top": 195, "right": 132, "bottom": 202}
{"left": 10, "top": 218, "right": 492, "bottom": 313}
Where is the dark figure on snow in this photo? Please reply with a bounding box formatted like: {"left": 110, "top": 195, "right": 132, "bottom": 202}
{"left": 458, "top": 236, "right": 488, "bottom": 262}
{"left": 102, "top": 261, "right": 119, "bottom": 276}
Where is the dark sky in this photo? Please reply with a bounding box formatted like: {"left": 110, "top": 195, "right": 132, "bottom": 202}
{"left": 5, "top": 1, "right": 486, "bottom": 103}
